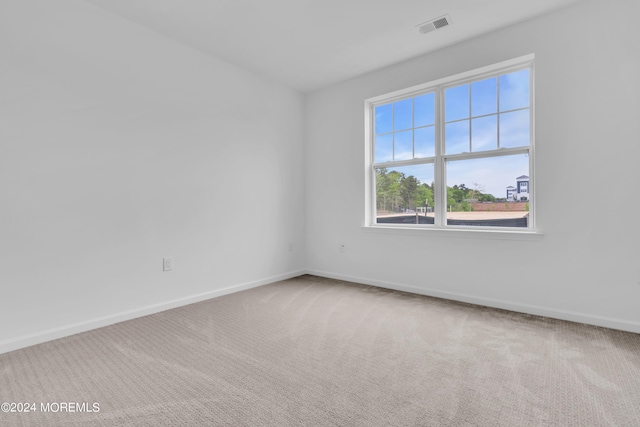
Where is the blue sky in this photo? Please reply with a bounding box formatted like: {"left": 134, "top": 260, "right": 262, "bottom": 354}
{"left": 375, "top": 68, "right": 530, "bottom": 197}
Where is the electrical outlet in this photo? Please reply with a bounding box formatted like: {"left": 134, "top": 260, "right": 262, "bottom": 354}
{"left": 163, "top": 257, "right": 173, "bottom": 272}
{"left": 339, "top": 244, "right": 345, "bottom": 253}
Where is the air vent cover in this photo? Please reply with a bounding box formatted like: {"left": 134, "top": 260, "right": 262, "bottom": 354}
{"left": 417, "top": 15, "right": 451, "bottom": 34}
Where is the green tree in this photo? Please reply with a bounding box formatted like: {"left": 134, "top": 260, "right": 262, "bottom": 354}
{"left": 376, "top": 168, "right": 390, "bottom": 212}
{"left": 414, "top": 184, "right": 433, "bottom": 209}
{"left": 375, "top": 169, "right": 435, "bottom": 214}
{"left": 387, "top": 171, "right": 402, "bottom": 211}
{"left": 400, "top": 175, "right": 418, "bottom": 210}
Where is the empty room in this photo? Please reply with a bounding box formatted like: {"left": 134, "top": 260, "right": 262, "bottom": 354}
{"left": 1, "top": 0, "right": 639, "bottom": 425}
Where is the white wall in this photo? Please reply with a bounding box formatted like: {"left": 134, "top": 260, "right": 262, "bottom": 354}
{"left": 305, "top": 0, "right": 640, "bottom": 332}
{"left": 0, "top": 0, "right": 305, "bottom": 351}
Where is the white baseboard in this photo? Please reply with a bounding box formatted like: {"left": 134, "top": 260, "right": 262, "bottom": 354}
{"left": 0, "top": 270, "right": 305, "bottom": 355}
{"left": 304, "top": 269, "right": 640, "bottom": 334}
{"left": 4, "top": 268, "right": 636, "bottom": 355}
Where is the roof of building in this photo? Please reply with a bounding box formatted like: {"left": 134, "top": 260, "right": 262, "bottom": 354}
{"left": 516, "top": 175, "right": 529, "bottom": 180}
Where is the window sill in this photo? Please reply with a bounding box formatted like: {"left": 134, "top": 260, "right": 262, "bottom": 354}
{"left": 361, "top": 225, "right": 543, "bottom": 241}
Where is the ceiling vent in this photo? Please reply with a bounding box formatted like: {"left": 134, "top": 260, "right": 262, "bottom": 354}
{"left": 417, "top": 14, "right": 451, "bottom": 35}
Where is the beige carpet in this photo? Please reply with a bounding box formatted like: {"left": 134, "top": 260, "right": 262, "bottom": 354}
{"left": 1, "top": 275, "right": 639, "bottom": 426}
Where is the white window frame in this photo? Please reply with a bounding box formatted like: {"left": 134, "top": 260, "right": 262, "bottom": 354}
{"left": 364, "top": 54, "right": 540, "bottom": 238}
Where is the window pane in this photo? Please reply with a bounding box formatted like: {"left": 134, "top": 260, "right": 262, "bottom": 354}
{"left": 500, "top": 110, "right": 530, "bottom": 148}
{"left": 375, "top": 164, "right": 435, "bottom": 224}
{"left": 414, "top": 126, "right": 435, "bottom": 158}
{"left": 471, "top": 115, "right": 498, "bottom": 152}
{"left": 472, "top": 77, "right": 497, "bottom": 117}
{"left": 500, "top": 69, "right": 530, "bottom": 111}
{"left": 375, "top": 103, "right": 393, "bottom": 134}
{"left": 375, "top": 133, "right": 393, "bottom": 163}
{"left": 394, "top": 130, "right": 412, "bottom": 161}
{"left": 445, "top": 120, "right": 470, "bottom": 154}
{"left": 394, "top": 99, "right": 413, "bottom": 131}
{"left": 445, "top": 154, "right": 530, "bottom": 228}
{"left": 445, "top": 84, "right": 469, "bottom": 122}
{"left": 414, "top": 93, "right": 435, "bottom": 127}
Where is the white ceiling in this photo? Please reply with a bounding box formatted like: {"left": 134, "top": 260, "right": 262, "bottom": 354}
{"left": 83, "top": 0, "right": 585, "bottom": 92}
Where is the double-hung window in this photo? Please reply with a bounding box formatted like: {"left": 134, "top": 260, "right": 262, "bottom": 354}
{"left": 365, "top": 55, "right": 535, "bottom": 231}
